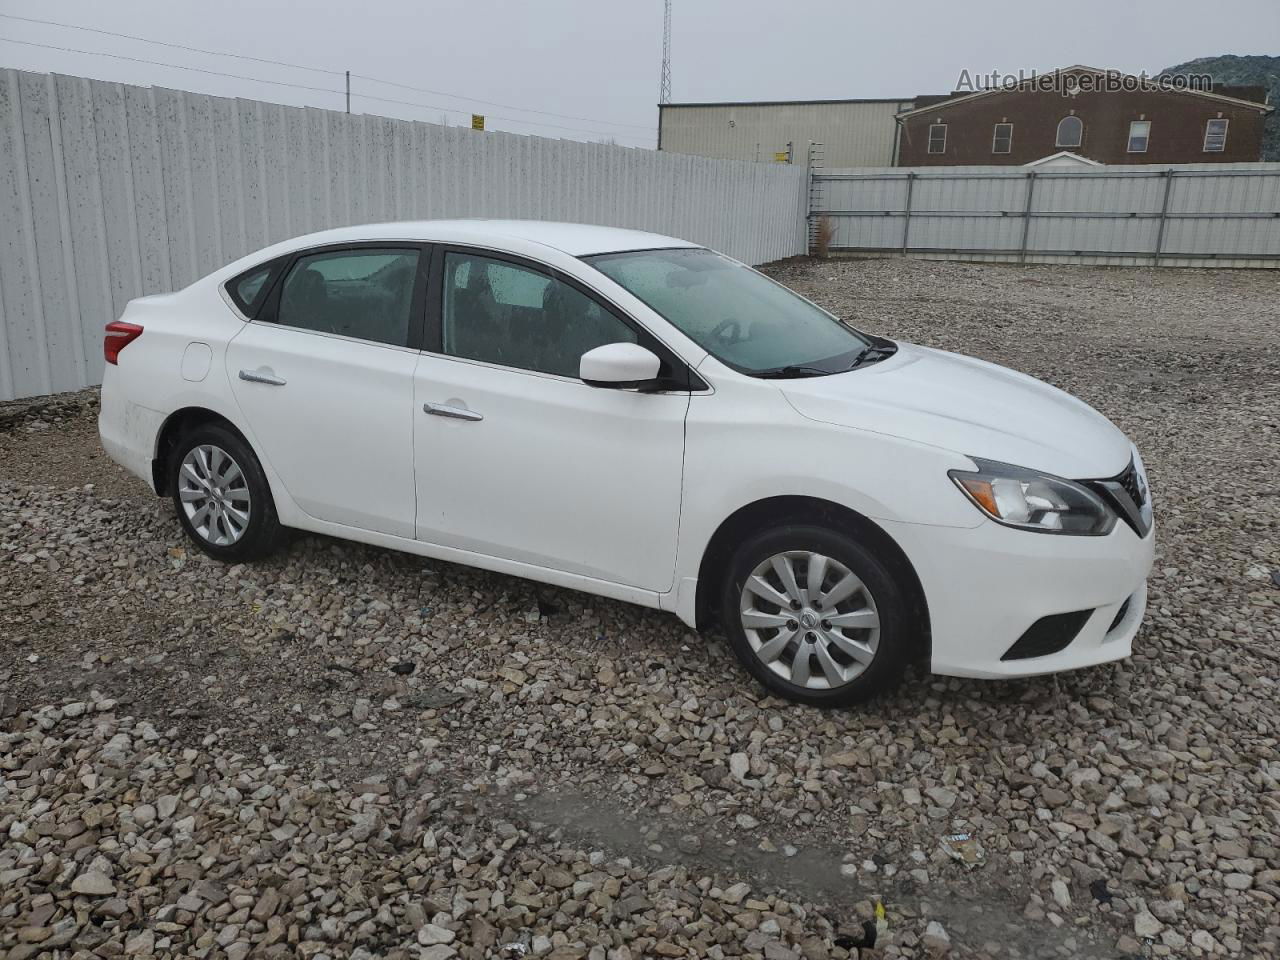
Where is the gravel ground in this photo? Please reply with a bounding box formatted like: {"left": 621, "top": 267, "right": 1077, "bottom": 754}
{"left": 2, "top": 257, "right": 1278, "bottom": 960}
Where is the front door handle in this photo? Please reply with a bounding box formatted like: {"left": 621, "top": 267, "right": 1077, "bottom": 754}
{"left": 239, "top": 368, "right": 287, "bottom": 386}
{"left": 423, "top": 401, "right": 483, "bottom": 422}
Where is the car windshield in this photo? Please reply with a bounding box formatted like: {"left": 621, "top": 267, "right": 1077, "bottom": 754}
{"left": 585, "top": 248, "right": 871, "bottom": 376}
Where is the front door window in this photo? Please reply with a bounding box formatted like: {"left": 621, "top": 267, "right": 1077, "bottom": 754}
{"left": 441, "top": 253, "right": 636, "bottom": 378}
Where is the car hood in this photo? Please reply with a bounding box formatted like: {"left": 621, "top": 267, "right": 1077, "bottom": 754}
{"left": 780, "top": 342, "right": 1132, "bottom": 479}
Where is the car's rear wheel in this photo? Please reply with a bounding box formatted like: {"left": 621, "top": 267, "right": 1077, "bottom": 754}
{"left": 720, "top": 525, "right": 909, "bottom": 707}
{"left": 169, "top": 423, "right": 284, "bottom": 561}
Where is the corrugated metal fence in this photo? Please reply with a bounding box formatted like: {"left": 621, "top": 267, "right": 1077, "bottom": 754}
{"left": 810, "top": 162, "right": 1280, "bottom": 268}
{"left": 0, "top": 70, "right": 808, "bottom": 402}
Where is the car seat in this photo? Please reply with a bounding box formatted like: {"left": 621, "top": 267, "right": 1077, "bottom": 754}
{"left": 538, "top": 283, "right": 579, "bottom": 377}
{"left": 451, "top": 263, "right": 504, "bottom": 363}
{"left": 374, "top": 257, "right": 415, "bottom": 346}
{"left": 281, "top": 267, "right": 331, "bottom": 332}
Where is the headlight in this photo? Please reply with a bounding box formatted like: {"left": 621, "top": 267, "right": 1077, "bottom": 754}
{"left": 949, "top": 458, "right": 1116, "bottom": 536}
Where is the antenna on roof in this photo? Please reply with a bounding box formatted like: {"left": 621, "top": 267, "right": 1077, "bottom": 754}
{"left": 659, "top": 0, "right": 672, "bottom": 104}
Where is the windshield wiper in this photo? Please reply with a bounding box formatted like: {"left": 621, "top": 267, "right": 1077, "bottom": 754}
{"left": 756, "top": 342, "right": 898, "bottom": 379}
{"left": 845, "top": 342, "right": 898, "bottom": 369}
{"left": 755, "top": 364, "right": 833, "bottom": 379}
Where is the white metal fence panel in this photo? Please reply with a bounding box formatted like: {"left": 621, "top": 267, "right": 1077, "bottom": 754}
{"left": 0, "top": 70, "right": 807, "bottom": 402}
{"left": 811, "top": 162, "right": 1280, "bottom": 270}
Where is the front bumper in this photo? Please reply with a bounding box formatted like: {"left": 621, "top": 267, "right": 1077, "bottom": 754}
{"left": 882, "top": 514, "right": 1155, "bottom": 679}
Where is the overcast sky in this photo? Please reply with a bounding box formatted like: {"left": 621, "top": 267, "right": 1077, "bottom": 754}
{"left": 1, "top": 0, "right": 1276, "bottom": 147}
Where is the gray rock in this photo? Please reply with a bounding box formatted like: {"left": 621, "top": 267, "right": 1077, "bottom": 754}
{"left": 1051, "top": 878, "right": 1071, "bottom": 909}
{"left": 1134, "top": 912, "right": 1162, "bottom": 938}
{"left": 70, "top": 871, "right": 115, "bottom": 896}
{"left": 922, "top": 921, "right": 951, "bottom": 952}
{"left": 125, "top": 930, "right": 155, "bottom": 954}
{"left": 417, "top": 924, "right": 456, "bottom": 946}
{"left": 925, "top": 786, "right": 957, "bottom": 809}
{"left": 132, "top": 803, "right": 156, "bottom": 827}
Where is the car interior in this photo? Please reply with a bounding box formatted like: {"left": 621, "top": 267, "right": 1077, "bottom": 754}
{"left": 277, "top": 251, "right": 419, "bottom": 347}
{"left": 443, "top": 255, "right": 635, "bottom": 377}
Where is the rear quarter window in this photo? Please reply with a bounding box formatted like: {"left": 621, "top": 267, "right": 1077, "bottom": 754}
{"left": 225, "top": 261, "right": 281, "bottom": 317}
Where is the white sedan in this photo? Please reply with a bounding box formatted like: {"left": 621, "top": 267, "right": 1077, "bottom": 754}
{"left": 99, "top": 220, "right": 1154, "bottom": 706}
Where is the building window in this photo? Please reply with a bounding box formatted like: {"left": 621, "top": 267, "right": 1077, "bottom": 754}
{"left": 1055, "top": 116, "right": 1083, "bottom": 148}
{"left": 1127, "top": 120, "right": 1151, "bottom": 153}
{"left": 992, "top": 123, "right": 1013, "bottom": 154}
{"left": 927, "top": 123, "right": 947, "bottom": 154}
{"left": 1204, "top": 118, "right": 1229, "bottom": 152}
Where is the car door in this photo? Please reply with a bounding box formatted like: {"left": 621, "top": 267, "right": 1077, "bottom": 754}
{"left": 412, "top": 247, "right": 693, "bottom": 592}
{"left": 226, "top": 243, "right": 427, "bottom": 539}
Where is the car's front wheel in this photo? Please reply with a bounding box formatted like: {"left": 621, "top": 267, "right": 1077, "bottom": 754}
{"left": 721, "top": 525, "right": 910, "bottom": 707}
{"left": 168, "top": 423, "right": 284, "bottom": 562}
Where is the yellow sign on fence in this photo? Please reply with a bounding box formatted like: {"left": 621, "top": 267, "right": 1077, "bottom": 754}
{"left": 774, "top": 151, "right": 789, "bottom": 163}
{"left": 471, "top": 114, "right": 485, "bottom": 131}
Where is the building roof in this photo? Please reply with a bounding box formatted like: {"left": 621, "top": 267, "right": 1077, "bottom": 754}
{"left": 1024, "top": 151, "right": 1104, "bottom": 168}
{"left": 897, "top": 65, "right": 1274, "bottom": 120}
{"left": 659, "top": 97, "right": 912, "bottom": 109}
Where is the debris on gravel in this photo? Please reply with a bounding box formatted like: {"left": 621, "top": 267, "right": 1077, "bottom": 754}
{"left": 3, "top": 258, "right": 1279, "bottom": 958}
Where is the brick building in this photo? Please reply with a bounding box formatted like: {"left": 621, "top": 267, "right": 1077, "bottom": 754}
{"left": 897, "top": 66, "right": 1272, "bottom": 166}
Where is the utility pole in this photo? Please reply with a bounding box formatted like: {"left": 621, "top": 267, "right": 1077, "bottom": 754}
{"left": 659, "top": 0, "right": 672, "bottom": 104}
{"left": 345, "top": 71, "right": 350, "bottom": 114}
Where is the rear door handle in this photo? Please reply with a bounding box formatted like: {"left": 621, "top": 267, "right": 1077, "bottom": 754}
{"left": 239, "top": 368, "right": 287, "bottom": 386}
{"left": 423, "top": 401, "right": 483, "bottom": 422}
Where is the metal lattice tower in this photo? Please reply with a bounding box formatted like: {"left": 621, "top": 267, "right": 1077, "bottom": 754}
{"left": 659, "top": 0, "right": 672, "bottom": 104}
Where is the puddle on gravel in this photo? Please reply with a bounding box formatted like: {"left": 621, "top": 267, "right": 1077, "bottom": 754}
{"left": 520, "top": 786, "right": 868, "bottom": 906}
{"left": 508, "top": 786, "right": 1123, "bottom": 959}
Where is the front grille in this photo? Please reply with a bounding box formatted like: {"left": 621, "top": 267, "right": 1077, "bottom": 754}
{"left": 1086, "top": 457, "right": 1150, "bottom": 537}
{"left": 1001, "top": 609, "right": 1093, "bottom": 661}
{"left": 1117, "top": 461, "right": 1145, "bottom": 508}
{"left": 1107, "top": 596, "right": 1132, "bottom": 634}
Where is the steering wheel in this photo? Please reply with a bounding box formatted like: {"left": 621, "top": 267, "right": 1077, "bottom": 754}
{"left": 710, "top": 318, "right": 745, "bottom": 345}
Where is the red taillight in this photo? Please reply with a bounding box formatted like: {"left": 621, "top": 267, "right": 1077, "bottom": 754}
{"left": 104, "top": 322, "right": 143, "bottom": 365}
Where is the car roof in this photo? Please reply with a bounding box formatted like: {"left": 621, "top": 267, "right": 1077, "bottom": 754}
{"left": 273, "top": 220, "right": 701, "bottom": 258}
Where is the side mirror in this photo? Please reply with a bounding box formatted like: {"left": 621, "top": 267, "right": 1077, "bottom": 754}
{"left": 580, "top": 342, "right": 662, "bottom": 389}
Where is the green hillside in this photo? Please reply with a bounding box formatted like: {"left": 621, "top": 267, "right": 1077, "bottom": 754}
{"left": 1159, "top": 55, "right": 1279, "bottom": 161}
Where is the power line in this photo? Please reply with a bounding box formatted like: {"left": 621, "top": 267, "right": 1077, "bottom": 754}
{"left": 0, "top": 36, "right": 654, "bottom": 144}
{"left": 348, "top": 88, "right": 653, "bottom": 142}
{"left": 0, "top": 12, "right": 345, "bottom": 77}
{"left": 0, "top": 12, "right": 654, "bottom": 133}
{"left": 349, "top": 74, "right": 654, "bottom": 131}
{"left": 0, "top": 37, "right": 346, "bottom": 98}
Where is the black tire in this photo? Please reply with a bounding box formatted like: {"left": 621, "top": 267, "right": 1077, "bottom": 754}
{"left": 720, "top": 524, "right": 910, "bottom": 707}
{"left": 168, "top": 423, "right": 285, "bottom": 562}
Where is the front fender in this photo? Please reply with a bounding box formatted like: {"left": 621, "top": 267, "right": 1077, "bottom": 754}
{"left": 666, "top": 380, "right": 980, "bottom": 625}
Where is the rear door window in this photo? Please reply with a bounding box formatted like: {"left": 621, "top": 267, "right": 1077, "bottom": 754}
{"left": 273, "top": 248, "right": 421, "bottom": 348}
